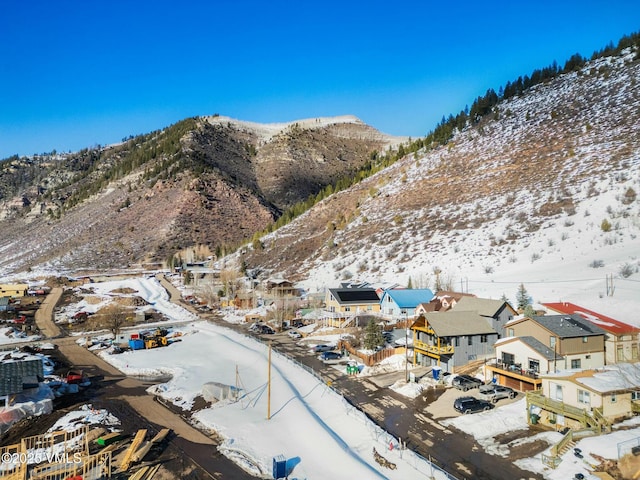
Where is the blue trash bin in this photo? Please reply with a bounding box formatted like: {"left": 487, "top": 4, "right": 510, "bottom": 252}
{"left": 272, "top": 455, "right": 286, "bottom": 479}
{"left": 432, "top": 366, "right": 441, "bottom": 380}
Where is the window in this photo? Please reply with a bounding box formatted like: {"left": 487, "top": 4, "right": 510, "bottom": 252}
{"left": 631, "top": 391, "right": 640, "bottom": 401}
{"left": 345, "top": 307, "right": 351, "bottom": 312}
{"left": 454, "top": 337, "right": 460, "bottom": 347}
{"left": 480, "top": 335, "right": 488, "bottom": 343}
{"left": 583, "top": 336, "right": 588, "bottom": 343}
{"left": 571, "top": 359, "right": 581, "bottom": 369}
{"left": 468, "top": 336, "right": 473, "bottom": 346}
{"left": 550, "top": 383, "right": 563, "bottom": 401}
{"left": 611, "top": 394, "right": 617, "bottom": 403}
{"left": 528, "top": 359, "right": 540, "bottom": 373}
{"left": 550, "top": 336, "right": 556, "bottom": 349}
{"left": 507, "top": 328, "right": 514, "bottom": 337}
{"left": 617, "top": 345, "right": 624, "bottom": 362}
{"left": 633, "top": 344, "right": 639, "bottom": 360}
{"left": 502, "top": 352, "right": 515, "bottom": 366}
{"left": 577, "top": 389, "right": 591, "bottom": 405}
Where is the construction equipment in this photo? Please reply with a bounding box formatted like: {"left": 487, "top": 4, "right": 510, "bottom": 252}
{"left": 142, "top": 328, "right": 169, "bottom": 349}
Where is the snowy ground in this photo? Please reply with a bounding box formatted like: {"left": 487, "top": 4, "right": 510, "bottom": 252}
{"left": 0, "top": 326, "right": 41, "bottom": 345}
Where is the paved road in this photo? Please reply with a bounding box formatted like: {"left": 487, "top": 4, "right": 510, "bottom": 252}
{"left": 253, "top": 330, "right": 542, "bottom": 480}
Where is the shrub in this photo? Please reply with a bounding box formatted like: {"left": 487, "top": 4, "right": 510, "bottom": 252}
{"left": 622, "top": 187, "right": 637, "bottom": 205}
{"left": 589, "top": 259, "right": 604, "bottom": 268}
{"left": 619, "top": 263, "right": 634, "bottom": 278}
{"left": 601, "top": 219, "right": 612, "bottom": 232}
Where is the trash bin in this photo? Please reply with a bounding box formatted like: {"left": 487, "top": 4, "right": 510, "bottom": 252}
{"left": 432, "top": 366, "right": 441, "bottom": 380}
{"left": 272, "top": 455, "right": 286, "bottom": 479}
{"left": 530, "top": 414, "right": 540, "bottom": 425}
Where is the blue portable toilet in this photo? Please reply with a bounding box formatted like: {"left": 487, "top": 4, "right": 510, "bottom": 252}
{"left": 272, "top": 454, "right": 286, "bottom": 479}
{"left": 432, "top": 366, "right": 441, "bottom": 380}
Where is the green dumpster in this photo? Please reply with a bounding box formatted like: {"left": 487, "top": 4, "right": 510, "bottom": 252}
{"left": 530, "top": 414, "right": 539, "bottom": 425}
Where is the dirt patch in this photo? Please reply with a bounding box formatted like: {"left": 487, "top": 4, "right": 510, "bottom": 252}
{"left": 110, "top": 287, "right": 138, "bottom": 295}
{"left": 507, "top": 438, "right": 550, "bottom": 460}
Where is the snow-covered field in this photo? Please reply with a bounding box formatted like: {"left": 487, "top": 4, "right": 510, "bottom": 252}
{"left": 98, "top": 323, "right": 442, "bottom": 478}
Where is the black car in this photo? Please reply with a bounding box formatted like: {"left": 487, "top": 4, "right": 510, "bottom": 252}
{"left": 452, "top": 374, "right": 483, "bottom": 391}
{"left": 453, "top": 396, "right": 494, "bottom": 414}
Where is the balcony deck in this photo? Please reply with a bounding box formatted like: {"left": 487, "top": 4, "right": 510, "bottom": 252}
{"left": 414, "top": 339, "right": 454, "bottom": 355}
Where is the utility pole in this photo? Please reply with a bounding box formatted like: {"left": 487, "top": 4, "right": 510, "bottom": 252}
{"left": 405, "top": 314, "right": 409, "bottom": 383}
{"left": 267, "top": 342, "right": 272, "bottom": 420}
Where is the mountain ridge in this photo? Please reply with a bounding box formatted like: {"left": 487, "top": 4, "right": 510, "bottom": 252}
{"left": 0, "top": 115, "right": 402, "bottom": 275}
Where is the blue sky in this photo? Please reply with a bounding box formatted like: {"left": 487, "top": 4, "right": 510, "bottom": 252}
{"left": 1, "top": 1, "right": 639, "bottom": 159}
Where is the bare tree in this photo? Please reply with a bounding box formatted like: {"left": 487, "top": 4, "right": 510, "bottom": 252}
{"left": 99, "top": 304, "right": 131, "bottom": 340}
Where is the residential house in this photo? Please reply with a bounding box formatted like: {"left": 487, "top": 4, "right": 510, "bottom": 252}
{"left": 234, "top": 292, "right": 256, "bottom": 310}
{"left": 543, "top": 302, "right": 640, "bottom": 365}
{"left": 506, "top": 314, "right": 606, "bottom": 371}
{"left": 527, "top": 363, "right": 640, "bottom": 431}
{"left": 411, "top": 311, "right": 498, "bottom": 373}
{"left": 487, "top": 336, "right": 559, "bottom": 391}
{"left": 265, "top": 278, "right": 299, "bottom": 297}
{"left": 379, "top": 289, "right": 435, "bottom": 321}
{"left": 452, "top": 296, "right": 517, "bottom": 337}
{"left": 177, "top": 261, "right": 219, "bottom": 286}
{"left": 415, "top": 290, "right": 475, "bottom": 316}
{"left": 323, "top": 287, "right": 381, "bottom": 328}
{"left": 0, "top": 284, "right": 28, "bottom": 298}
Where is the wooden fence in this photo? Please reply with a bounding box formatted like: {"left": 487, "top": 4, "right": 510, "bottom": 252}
{"left": 338, "top": 340, "right": 406, "bottom": 367}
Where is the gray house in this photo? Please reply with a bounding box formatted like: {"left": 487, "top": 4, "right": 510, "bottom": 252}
{"left": 411, "top": 311, "right": 498, "bottom": 372}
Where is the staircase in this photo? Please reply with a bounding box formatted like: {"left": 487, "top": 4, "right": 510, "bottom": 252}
{"left": 454, "top": 358, "right": 486, "bottom": 376}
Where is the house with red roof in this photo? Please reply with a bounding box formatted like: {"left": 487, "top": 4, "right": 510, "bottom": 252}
{"left": 543, "top": 302, "right": 640, "bottom": 365}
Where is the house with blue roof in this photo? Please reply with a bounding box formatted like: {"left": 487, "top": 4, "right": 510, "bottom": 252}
{"left": 380, "top": 289, "right": 435, "bottom": 320}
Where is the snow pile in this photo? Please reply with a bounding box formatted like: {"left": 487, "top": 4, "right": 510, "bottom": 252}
{"left": 47, "top": 404, "right": 120, "bottom": 433}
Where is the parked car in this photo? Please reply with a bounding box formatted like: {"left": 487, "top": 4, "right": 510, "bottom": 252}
{"left": 288, "top": 330, "right": 302, "bottom": 339}
{"left": 478, "top": 384, "right": 517, "bottom": 403}
{"left": 453, "top": 396, "right": 494, "bottom": 414}
{"left": 452, "top": 374, "right": 483, "bottom": 391}
{"left": 313, "top": 344, "right": 334, "bottom": 353}
{"left": 319, "top": 351, "right": 346, "bottom": 364}
{"left": 259, "top": 325, "right": 275, "bottom": 334}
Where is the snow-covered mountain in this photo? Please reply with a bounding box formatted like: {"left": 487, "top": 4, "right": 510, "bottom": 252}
{"left": 239, "top": 49, "right": 640, "bottom": 323}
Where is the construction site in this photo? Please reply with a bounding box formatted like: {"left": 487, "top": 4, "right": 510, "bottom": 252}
{"left": 0, "top": 422, "right": 171, "bottom": 480}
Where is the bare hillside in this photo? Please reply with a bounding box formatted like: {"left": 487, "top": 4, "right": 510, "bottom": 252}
{"left": 0, "top": 116, "right": 401, "bottom": 275}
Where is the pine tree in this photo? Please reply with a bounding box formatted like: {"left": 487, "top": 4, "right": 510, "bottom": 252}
{"left": 363, "top": 319, "right": 384, "bottom": 350}
{"left": 515, "top": 283, "right": 531, "bottom": 311}
{"left": 523, "top": 304, "right": 536, "bottom": 318}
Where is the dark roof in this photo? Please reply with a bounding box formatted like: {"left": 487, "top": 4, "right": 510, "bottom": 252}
{"left": 0, "top": 359, "right": 44, "bottom": 396}
{"left": 531, "top": 314, "right": 606, "bottom": 338}
{"left": 329, "top": 288, "right": 380, "bottom": 304}
{"left": 543, "top": 302, "right": 640, "bottom": 336}
{"left": 519, "top": 336, "right": 560, "bottom": 361}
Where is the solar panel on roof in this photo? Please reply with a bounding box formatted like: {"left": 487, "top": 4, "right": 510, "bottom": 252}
{"left": 335, "top": 290, "right": 379, "bottom": 302}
